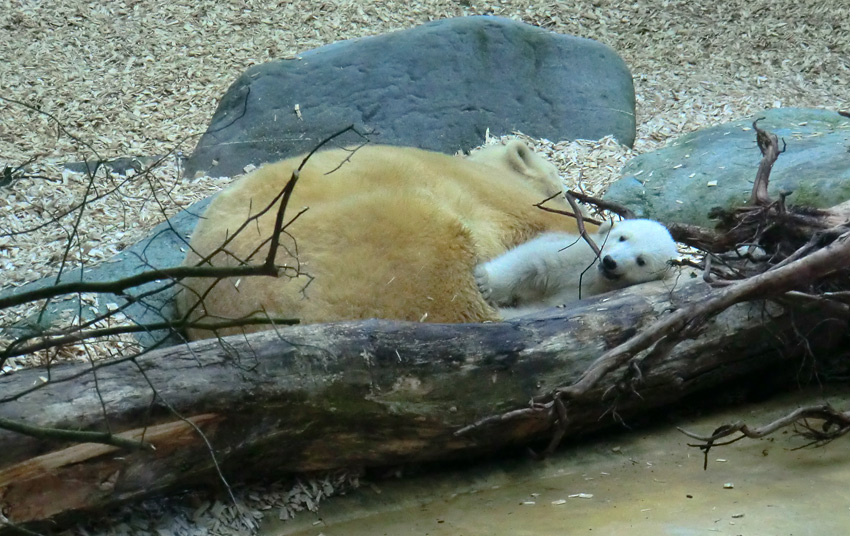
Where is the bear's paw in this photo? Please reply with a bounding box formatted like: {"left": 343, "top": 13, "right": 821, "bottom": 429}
{"left": 474, "top": 265, "right": 494, "bottom": 304}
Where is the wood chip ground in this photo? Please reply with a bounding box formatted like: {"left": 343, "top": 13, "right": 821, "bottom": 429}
{"left": 1, "top": 0, "right": 848, "bottom": 534}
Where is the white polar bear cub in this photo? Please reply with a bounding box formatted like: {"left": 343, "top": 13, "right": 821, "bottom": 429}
{"left": 474, "top": 219, "right": 677, "bottom": 315}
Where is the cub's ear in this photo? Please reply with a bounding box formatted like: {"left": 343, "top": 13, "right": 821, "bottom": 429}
{"left": 595, "top": 219, "right": 615, "bottom": 237}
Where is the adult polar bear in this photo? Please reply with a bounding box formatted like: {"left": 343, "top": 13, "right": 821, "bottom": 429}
{"left": 177, "top": 142, "right": 676, "bottom": 340}
{"left": 178, "top": 141, "right": 581, "bottom": 339}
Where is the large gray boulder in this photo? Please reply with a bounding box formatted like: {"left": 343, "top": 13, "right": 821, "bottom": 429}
{"left": 184, "top": 16, "right": 636, "bottom": 178}
{"left": 605, "top": 108, "right": 850, "bottom": 227}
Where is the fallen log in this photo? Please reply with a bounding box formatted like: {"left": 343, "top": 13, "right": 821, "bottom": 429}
{"left": 0, "top": 266, "right": 845, "bottom": 530}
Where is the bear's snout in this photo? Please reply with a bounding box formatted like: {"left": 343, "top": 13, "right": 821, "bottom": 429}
{"left": 599, "top": 255, "right": 621, "bottom": 280}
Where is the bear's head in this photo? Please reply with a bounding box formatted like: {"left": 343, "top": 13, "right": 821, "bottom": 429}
{"left": 467, "top": 140, "right": 563, "bottom": 197}
{"left": 594, "top": 219, "right": 678, "bottom": 288}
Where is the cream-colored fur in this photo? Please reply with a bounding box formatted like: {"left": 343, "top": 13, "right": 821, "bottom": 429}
{"left": 177, "top": 141, "right": 583, "bottom": 339}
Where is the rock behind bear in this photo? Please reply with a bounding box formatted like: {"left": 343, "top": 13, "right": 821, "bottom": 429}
{"left": 183, "top": 16, "right": 636, "bottom": 178}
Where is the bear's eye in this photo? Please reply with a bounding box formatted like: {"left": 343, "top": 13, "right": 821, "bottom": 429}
{"left": 618, "top": 235, "right": 627, "bottom": 242}
{"left": 636, "top": 256, "right": 646, "bottom": 267}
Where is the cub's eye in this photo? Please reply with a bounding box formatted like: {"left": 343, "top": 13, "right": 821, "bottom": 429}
{"left": 636, "top": 256, "right": 646, "bottom": 267}
{"left": 618, "top": 235, "right": 627, "bottom": 242}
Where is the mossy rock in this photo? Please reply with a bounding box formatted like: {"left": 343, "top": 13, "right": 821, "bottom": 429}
{"left": 605, "top": 108, "right": 850, "bottom": 227}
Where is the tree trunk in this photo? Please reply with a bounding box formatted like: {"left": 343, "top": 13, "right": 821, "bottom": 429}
{"left": 0, "top": 274, "right": 841, "bottom": 529}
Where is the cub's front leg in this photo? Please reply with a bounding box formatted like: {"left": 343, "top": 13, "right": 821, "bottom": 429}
{"left": 475, "top": 233, "right": 571, "bottom": 307}
{"left": 474, "top": 261, "right": 525, "bottom": 307}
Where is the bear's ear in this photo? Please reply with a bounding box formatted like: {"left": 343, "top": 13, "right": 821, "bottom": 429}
{"left": 470, "top": 141, "right": 562, "bottom": 196}
{"left": 500, "top": 141, "right": 556, "bottom": 182}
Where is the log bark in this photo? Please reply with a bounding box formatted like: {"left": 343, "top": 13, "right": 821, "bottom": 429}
{"left": 0, "top": 273, "right": 844, "bottom": 530}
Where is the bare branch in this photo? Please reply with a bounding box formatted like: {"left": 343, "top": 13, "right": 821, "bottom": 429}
{"left": 0, "top": 415, "right": 153, "bottom": 451}
{"left": 533, "top": 192, "right": 602, "bottom": 226}
{"left": 0, "top": 264, "right": 279, "bottom": 311}
{"left": 679, "top": 405, "right": 850, "bottom": 469}
{"left": 565, "top": 189, "right": 637, "bottom": 220}
{"left": 565, "top": 192, "right": 602, "bottom": 257}
{"left": 263, "top": 125, "right": 366, "bottom": 268}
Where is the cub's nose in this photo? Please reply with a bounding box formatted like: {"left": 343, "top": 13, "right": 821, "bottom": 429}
{"left": 602, "top": 255, "right": 617, "bottom": 270}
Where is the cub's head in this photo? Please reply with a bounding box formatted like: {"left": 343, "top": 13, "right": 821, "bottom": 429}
{"left": 594, "top": 219, "right": 678, "bottom": 288}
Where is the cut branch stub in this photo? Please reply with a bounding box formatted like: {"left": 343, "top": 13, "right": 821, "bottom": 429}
{"left": 749, "top": 118, "right": 785, "bottom": 207}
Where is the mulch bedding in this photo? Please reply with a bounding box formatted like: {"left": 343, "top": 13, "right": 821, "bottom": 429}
{"left": 0, "top": 1, "right": 847, "bottom": 533}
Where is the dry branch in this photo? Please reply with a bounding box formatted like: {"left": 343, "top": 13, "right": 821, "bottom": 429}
{"left": 567, "top": 189, "right": 636, "bottom": 220}
{"left": 565, "top": 228, "right": 850, "bottom": 395}
{"left": 680, "top": 405, "right": 850, "bottom": 469}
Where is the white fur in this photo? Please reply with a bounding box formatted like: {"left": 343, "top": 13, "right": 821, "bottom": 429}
{"left": 474, "top": 219, "right": 678, "bottom": 315}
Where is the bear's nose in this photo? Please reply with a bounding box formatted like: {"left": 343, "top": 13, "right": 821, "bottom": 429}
{"left": 602, "top": 255, "right": 617, "bottom": 270}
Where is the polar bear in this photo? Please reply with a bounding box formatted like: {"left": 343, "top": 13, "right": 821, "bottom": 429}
{"left": 475, "top": 218, "right": 677, "bottom": 316}
{"left": 177, "top": 141, "right": 585, "bottom": 340}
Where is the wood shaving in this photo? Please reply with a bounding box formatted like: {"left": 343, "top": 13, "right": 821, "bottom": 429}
{"left": 1, "top": 0, "right": 846, "bottom": 165}
{"left": 66, "top": 470, "right": 360, "bottom": 536}
{"left": 1, "top": 0, "right": 848, "bottom": 532}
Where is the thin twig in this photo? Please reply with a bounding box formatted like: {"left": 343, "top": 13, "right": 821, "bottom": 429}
{"left": 0, "top": 415, "right": 153, "bottom": 451}
{"left": 0, "top": 264, "right": 279, "bottom": 310}
{"left": 264, "top": 125, "right": 366, "bottom": 268}
{"left": 533, "top": 192, "right": 603, "bottom": 226}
